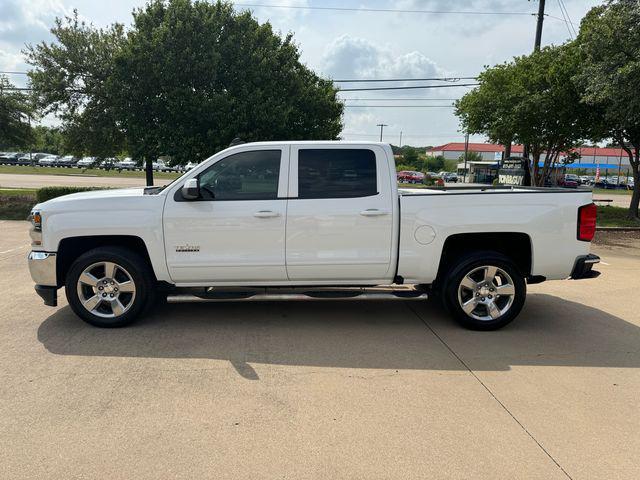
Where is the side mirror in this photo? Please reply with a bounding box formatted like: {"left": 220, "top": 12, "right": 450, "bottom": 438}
{"left": 181, "top": 178, "right": 200, "bottom": 200}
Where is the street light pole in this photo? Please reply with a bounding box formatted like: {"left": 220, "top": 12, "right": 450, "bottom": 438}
{"left": 377, "top": 123, "right": 388, "bottom": 142}
{"left": 399, "top": 131, "right": 403, "bottom": 148}
{"left": 463, "top": 131, "right": 469, "bottom": 183}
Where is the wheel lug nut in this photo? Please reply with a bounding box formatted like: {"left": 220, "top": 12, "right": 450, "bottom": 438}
{"left": 488, "top": 295, "right": 493, "bottom": 299}
{"left": 481, "top": 297, "right": 485, "bottom": 301}
{"left": 102, "top": 293, "right": 106, "bottom": 297}
{"left": 110, "top": 293, "right": 114, "bottom": 297}
{"left": 98, "top": 286, "right": 103, "bottom": 290}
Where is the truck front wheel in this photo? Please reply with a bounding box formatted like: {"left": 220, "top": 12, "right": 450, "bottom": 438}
{"left": 65, "top": 247, "right": 155, "bottom": 327}
{"left": 443, "top": 252, "right": 526, "bottom": 330}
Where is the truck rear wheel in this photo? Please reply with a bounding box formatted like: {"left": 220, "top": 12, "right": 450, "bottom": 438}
{"left": 443, "top": 251, "right": 526, "bottom": 330}
{"left": 65, "top": 247, "right": 155, "bottom": 327}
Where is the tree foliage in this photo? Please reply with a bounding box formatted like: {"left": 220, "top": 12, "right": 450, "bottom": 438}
{"left": 112, "top": 0, "right": 343, "bottom": 166}
{"left": 25, "top": 12, "right": 126, "bottom": 158}
{"left": 455, "top": 44, "right": 595, "bottom": 186}
{"left": 0, "top": 75, "right": 34, "bottom": 149}
{"left": 575, "top": 0, "right": 640, "bottom": 220}
{"left": 26, "top": 0, "right": 344, "bottom": 184}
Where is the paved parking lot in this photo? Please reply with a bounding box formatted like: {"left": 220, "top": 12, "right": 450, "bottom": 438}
{"left": 0, "top": 173, "right": 173, "bottom": 189}
{"left": 1, "top": 220, "right": 639, "bottom": 479}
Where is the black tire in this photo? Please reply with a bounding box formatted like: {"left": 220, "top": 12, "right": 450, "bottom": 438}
{"left": 442, "top": 251, "right": 526, "bottom": 331}
{"left": 65, "top": 246, "right": 156, "bottom": 327}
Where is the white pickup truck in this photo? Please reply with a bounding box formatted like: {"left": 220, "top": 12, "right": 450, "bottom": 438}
{"left": 28, "top": 141, "right": 600, "bottom": 330}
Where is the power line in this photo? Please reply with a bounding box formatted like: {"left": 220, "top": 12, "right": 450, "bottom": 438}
{"left": 338, "top": 83, "right": 479, "bottom": 92}
{"left": 558, "top": 0, "right": 578, "bottom": 37}
{"left": 344, "top": 105, "right": 454, "bottom": 108}
{"left": 556, "top": 0, "right": 573, "bottom": 39}
{"left": 232, "top": 2, "right": 537, "bottom": 16}
{"left": 0, "top": 71, "right": 29, "bottom": 75}
{"left": 333, "top": 76, "right": 477, "bottom": 83}
{"left": 340, "top": 98, "right": 460, "bottom": 101}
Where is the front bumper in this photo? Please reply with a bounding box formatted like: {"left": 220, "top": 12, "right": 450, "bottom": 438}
{"left": 28, "top": 251, "right": 59, "bottom": 307}
{"left": 28, "top": 251, "right": 57, "bottom": 286}
{"left": 570, "top": 254, "right": 601, "bottom": 279}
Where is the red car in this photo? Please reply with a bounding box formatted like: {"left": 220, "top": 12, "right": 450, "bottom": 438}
{"left": 397, "top": 170, "right": 425, "bottom": 184}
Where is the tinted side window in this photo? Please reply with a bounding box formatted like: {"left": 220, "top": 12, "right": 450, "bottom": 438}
{"left": 198, "top": 150, "right": 281, "bottom": 200}
{"left": 298, "top": 149, "right": 377, "bottom": 199}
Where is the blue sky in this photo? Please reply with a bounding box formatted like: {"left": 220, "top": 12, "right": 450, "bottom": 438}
{"left": 0, "top": 0, "right": 602, "bottom": 146}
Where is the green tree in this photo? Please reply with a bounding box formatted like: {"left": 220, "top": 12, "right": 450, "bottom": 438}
{"left": 26, "top": 1, "right": 344, "bottom": 185}
{"left": 423, "top": 155, "right": 445, "bottom": 172}
{"left": 31, "top": 126, "right": 65, "bottom": 154}
{"left": 575, "top": 0, "right": 640, "bottom": 220}
{"left": 400, "top": 146, "right": 420, "bottom": 167}
{"left": 111, "top": 0, "right": 343, "bottom": 183}
{"left": 0, "top": 75, "right": 34, "bottom": 149}
{"left": 25, "top": 12, "right": 126, "bottom": 159}
{"left": 458, "top": 151, "right": 484, "bottom": 163}
{"left": 455, "top": 44, "right": 594, "bottom": 186}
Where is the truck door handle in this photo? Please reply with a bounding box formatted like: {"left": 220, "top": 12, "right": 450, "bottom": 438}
{"left": 254, "top": 210, "right": 280, "bottom": 218}
{"left": 360, "top": 209, "right": 390, "bottom": 217}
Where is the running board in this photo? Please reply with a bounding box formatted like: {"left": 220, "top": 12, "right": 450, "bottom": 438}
{"left": 167, "top": 287, "right": 428, "bottom": 303}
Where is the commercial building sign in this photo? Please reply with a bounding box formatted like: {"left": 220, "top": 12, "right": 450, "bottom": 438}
{"left": 498, "top": 158, "right": 530, "bottom": 186}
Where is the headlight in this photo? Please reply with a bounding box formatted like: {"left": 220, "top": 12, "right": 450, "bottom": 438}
{"left": 29, "top": 210, "right": 42, "bottom": 246}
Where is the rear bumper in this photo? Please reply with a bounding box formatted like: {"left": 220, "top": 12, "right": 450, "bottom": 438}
{"left": 570, "top": 254, "right": 601, "bottom": 279}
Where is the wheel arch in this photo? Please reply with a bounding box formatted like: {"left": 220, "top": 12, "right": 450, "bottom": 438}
{"left": 56, "top": 235, "right": 155, "bottom": 288}
{"left": 435, "top": 232, "right": 532, "bottom": 287}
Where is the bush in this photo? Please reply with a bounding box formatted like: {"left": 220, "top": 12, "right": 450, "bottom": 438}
{"left": 36, "top": 186, "right": 103, "bottom": 203}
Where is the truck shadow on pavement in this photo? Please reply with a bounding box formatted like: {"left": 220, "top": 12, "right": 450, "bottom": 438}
{"left": 38, "top": 293, "right": 640, "bottom": 380}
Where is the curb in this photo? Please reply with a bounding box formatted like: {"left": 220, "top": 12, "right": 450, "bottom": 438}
{"left": 596, "top": 226, "right": 640, "bottom": 232}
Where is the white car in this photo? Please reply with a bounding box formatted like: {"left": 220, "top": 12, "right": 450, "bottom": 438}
{"left": 27, "top": 141, "right": 600, "bottom": 330}
{"left": 37, "top": 155, "right": 59, "bottom": 166}
{"left": 184, "top": 161, "right": 198, "bottom": 171}
{"left": 56, "top": 155, "right": 77, "bottom": 167}
{"left": 76, "top": 157, "right": 97, "bottom": 168}
{"left": 116, "top": 157, "right": 137, "bottom": 170}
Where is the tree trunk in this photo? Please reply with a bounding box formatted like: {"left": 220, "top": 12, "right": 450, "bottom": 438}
{"left": 145, "top": 157, "right": 154, "bottom": 186}
{"left": 629, "top": 157, "right": 639, "bottom": 221}
{"left": 504, "top": 143, "right": 511, "bottom": 163}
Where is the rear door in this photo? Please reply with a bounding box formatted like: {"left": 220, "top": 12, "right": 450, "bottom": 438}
{"left": 285, "top": 145, "right": 395, "bottom": 282}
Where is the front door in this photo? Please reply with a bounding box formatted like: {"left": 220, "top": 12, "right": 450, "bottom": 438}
{"left": 163, "top": 146, "right": 289, "bottom": 283}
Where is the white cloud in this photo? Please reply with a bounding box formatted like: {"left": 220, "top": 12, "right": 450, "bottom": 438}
{"left": 320, "top": 34, "right": 445, "bottom": 80}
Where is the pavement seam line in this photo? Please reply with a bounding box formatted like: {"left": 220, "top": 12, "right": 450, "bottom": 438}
{"left": 405, "top": 302, "right": 573, "bottom": 480}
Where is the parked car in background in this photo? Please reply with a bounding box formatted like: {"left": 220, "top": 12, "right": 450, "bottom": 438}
{"left": 56, "top": 155, "right": 78, "bottom": 167}
{"left": 184, "top": 161, "right": 198, "bottom": 171}
{"left": 101, "top": 158, "right": 118, "bottom": 170}
{"left": 443, "top": 172, "right": 459, "bottom": 183}
{"left": 563, "top": 174, "right": 579, "bottom": 189}
{"left": 19, "top": 153, "right": 52, "bottom": 165}
{"left": 116, "top": 157, "right": 137, "bottom": 170}
{"left": 0, "top": 152, "right": 25, "bottom": 164}
{"left": 76, "top": 157, "right": 97, "bottom": 168}
{"left": 397, "top": 170, "right": 425, "bottom": 184}
{"left": 38, "top": 155, "right": 59, "bottom": 166}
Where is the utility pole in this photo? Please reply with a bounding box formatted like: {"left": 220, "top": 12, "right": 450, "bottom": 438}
{"left": 534, "top": 0, "right": 546, "bottom": 51}
{"left": 377, "top": 123, "right": 388, "bottom": 142}
{"left": 399, "top": 131, "right": 403, "bottom": 148}
{"left": 463, "top": 131, "right": 469, "bottom": 183}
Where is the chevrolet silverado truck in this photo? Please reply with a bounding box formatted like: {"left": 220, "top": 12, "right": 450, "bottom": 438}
{"left": 27, "top": 141, "right": 600, "bottom": 330}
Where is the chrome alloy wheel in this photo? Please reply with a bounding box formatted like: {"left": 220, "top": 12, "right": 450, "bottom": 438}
{"left": 457, "top": 265, "right": 516, "bottom": 322}
{"left": 76, "top": 261, "right": 137, "bottom": 318}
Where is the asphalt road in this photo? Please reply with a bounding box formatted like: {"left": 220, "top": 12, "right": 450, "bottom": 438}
{"left": 0, "top": 173, "right": 173, "bottom": 189}
{"left": 1, "top": 221, "right": 639, "bottom": 479}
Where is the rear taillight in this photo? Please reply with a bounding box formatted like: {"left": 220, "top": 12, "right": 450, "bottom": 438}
{"left": 577, "top": 203, "right": 597, "bottom": 242}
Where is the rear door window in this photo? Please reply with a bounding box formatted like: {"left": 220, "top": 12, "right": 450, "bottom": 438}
{"left": 297, "top": 149, "right": 377, "bottom": 199}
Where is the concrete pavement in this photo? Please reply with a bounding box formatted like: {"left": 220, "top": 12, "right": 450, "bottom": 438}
{"left": 1, "top": 220, "right": 639, "bottom": 479}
